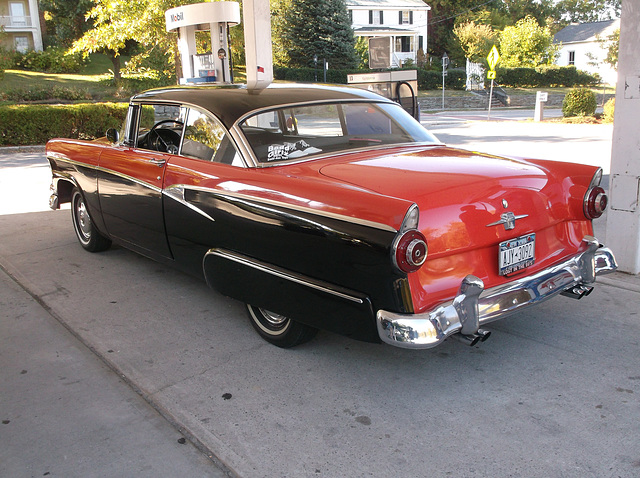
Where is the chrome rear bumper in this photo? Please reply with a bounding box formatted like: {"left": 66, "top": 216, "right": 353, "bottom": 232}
{"left": 376, "top": 236, "right": 617, "bottom": 349}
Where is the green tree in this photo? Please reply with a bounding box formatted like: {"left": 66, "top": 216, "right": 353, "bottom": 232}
{"left": 554, "top": 0, "right": 621, "bottom": 23}
{"left": 70, "top": 0, "right": 197, "bottom": 80}
{"left": 279, "top": 0, "right": 356, "bottom": 69}
{"left": 500, "top": 0, "right": 555, "bottom": 26}
{"left": 453, "top": 21, "right": 497, "bottom": 64}
{"left": 428, "top": 0, "right": 554, "bottom": 59}
{"left": 271, "top": 0, "right": 292, "bottom": 66}
{"left": 599, "top": 28, "right": 619, "bottom": 69}
{"left": 354, "top": 36, "right": 369, "bottom": 69}
{"left": 428, "top": 0, "right": 494, "bottom": 58}
{"left": 455, "top": 8, "right": 509, "bottom": 31}
{"left": 499, "top": 16, "right": 559, "bottom": 67}
{"left": 40, "top": 0, "right": 94, "bottom": 48}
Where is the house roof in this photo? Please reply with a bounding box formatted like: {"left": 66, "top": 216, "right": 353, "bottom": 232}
{"left": 346, "top": 0, "right": 430, "bottom": 9}
{"left": 554, "top": 18, "right": 620, "bottom": 44}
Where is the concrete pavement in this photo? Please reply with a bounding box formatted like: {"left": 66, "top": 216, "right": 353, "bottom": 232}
{"left": 1, "top": 117, "right": 639, "bottom": 477}
{"left": 0, "top": 265, "right": 230, "bottom": 477}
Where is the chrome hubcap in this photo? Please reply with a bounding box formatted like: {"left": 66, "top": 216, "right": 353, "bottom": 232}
{"left": 76, "top": 198, "right": 91, "bottom": 240}
{"left": 260, "top": 309, "right": 288, "bottom": 327}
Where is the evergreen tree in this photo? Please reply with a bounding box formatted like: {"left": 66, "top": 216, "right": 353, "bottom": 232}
{"left": 282, "top": 0, "right": 356, "bottom": 69}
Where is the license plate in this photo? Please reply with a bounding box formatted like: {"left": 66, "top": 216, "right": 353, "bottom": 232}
{"left": 499, "top": 233, "right": 535, "bottom": 275}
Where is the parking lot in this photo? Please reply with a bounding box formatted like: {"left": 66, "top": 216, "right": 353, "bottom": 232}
{"left": 1, "top": 117, "right": 639, "bottom": 477}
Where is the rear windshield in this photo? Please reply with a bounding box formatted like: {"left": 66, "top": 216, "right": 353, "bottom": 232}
{"left": 239, "top": 102, "right": 438, "bottom": 164}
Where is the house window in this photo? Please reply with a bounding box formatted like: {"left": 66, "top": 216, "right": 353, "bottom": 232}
{"left": 14, "top": 36, "right": 29, "bottom": 53}
{"left": 9, "top": 2, "right": 28, "bottom": 27}
{"left": 395, "top": 36, "right": 414, "bottom": 53}
{"left": 369, "top": 10, "right": 383, "bottom": 25}
{"left": 399, "top": 11, "right": 413, "bottom": 25}
{"left": 568, "top": 51, "right": 575, "bottom": 66}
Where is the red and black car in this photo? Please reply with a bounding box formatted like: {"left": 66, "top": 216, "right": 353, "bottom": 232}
{"left": 46, "top": 83, "right": 616, "bottom": 349}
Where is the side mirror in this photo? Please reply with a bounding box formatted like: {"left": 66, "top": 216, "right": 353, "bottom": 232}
{"left": 106, "top": 128, "right": 119, "bottom": 143}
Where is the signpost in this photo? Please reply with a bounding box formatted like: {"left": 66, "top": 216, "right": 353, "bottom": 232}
{"left": 486, "top": 45, "right": 500, "bottom": 119}
{"left": 442, "top": 52, "right": 449, "bottom": 110}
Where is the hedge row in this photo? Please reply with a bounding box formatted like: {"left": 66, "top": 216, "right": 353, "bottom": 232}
{"left": 0, "top": 103, "right": 128, "bottom": 146}
{"left": 495, "top": 65, "right": 599, "bottom": 87}
{"left": 274, "top": 67, "right": 467, "bottom": 90}
{"left": 274, "top": 65, "right": 594, "bottom": 89}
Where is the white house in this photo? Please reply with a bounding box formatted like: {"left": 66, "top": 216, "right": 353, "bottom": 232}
{"left": 0, "top": 0, "right": 43, "bottom": 52}
{"left": 554, "top": 18, "right": 619, "bottom": 85}
{"left": 346, "top": 0, "right": 430, "bottom": 68}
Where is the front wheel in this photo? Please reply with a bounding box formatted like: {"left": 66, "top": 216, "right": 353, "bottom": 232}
{"left": 71, "top": 188, "right": 111, "bottom": 252}
{"left": 246, "top": 304, "right": 318, "bottom": 348}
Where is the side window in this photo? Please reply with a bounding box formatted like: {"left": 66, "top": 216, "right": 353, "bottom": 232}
{"left": 182, "top": 108, "right": 241, "bottom": 165}
{"left": 136, "top": 104, "right": 185, "bottom": 154}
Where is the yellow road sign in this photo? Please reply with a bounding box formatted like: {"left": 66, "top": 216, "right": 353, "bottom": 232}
{"left": 487, "top": 70, "right": 496, "bottom": 79}
{"left": 487, "top": 45, "right": 500, "bottom": 71}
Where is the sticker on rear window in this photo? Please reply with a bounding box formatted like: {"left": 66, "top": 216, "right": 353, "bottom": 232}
{"left": 267, "top": 140, "right": 321, "bottom": 161}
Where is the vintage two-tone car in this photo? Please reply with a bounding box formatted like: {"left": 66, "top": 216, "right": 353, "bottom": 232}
{"left": 46, "top": 83, "right": 617, "bottom": 349}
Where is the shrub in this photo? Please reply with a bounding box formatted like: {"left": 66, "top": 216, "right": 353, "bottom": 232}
{"left": 0, "top": 103, "right": 129, "bottom": 146}
{"left": 603, "top": 98, "right": 615, "bottom": 123}
{"left": 0, "top": 86, "right": 92, "bottom": 102}
{"left": 14, "top": 46, "right": 85, "bottom": 74}
{"left": 0, "top": 47, "right": 13, "bottom": 80}
{"left": 562, "top": 88, "right": 597, "bottom": 117}
{"left": 99, "top": 72, "right": 175, "bottom": 96}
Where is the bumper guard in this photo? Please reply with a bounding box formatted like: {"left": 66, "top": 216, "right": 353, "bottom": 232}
{"left": 377, "top": 236, "right": 617, "bottom": 349}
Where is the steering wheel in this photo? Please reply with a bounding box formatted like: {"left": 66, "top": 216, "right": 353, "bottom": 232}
{"left": 148, "top": 119, "right": 184, "bottom": 154}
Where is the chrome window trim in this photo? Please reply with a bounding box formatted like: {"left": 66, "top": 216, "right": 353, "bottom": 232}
{"left": 238, "top": 141, "right": 441, "bottom": 169}
{"left": 206, "top": 248, "right": 365, "bottom": 305}
{"left": 131, "top": 99, "right": 248, "bottom": 167}
{"left": 231, "top": 98, "right": 422, "bottom": 168}
{"left": 232, "top": 98, "right": 395, "bottom": 128}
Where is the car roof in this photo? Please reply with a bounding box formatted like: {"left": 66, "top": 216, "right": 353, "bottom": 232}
{"left": 130, "top": 83, "right": 396, "bottom": 129}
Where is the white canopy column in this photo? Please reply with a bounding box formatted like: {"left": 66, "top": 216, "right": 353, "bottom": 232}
{"left": 606, "top": 2, "right": 640, "bottom": 274}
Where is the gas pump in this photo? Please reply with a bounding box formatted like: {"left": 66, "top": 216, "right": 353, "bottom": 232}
{"left": 347, "top": 70, "right": 420, "bottom": 120}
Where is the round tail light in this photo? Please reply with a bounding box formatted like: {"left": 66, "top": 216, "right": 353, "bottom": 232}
{"left": 393, "top": 230, "right": 428, "bottom": 273}
{"left": 584, "top": 186, "right": 607, "bottom": 219}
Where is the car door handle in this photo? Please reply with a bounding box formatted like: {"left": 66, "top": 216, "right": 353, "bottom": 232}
{"left": 149, "top": 158, "right": 166, "bottom": 167}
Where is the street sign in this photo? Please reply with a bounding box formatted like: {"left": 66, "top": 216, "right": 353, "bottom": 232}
{"left": 487, "top": 70, "right": 496, "bottom": 79}
{"left": 487, "top": 45, "right": 500, "bottom": 71}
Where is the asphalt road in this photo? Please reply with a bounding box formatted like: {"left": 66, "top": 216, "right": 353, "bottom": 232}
{"left": 1, "top": 118, "right": 639, "bottom": 477}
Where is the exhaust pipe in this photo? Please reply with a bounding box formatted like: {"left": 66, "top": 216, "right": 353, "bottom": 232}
{"left": 561, "top": 285, "right": 594, "bottom": 300}
{"left": 453, "top": 328, "right": 491, "bottom": 347}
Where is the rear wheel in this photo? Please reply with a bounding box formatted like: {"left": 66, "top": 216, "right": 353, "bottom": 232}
{"left": 71, "top": 188, "right": 111, "bottom": 252}
{"left": 246, "top": 304, "right": 318, "bottom": 348}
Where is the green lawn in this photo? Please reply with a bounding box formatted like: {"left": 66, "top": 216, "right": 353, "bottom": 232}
{"left": 0, "top": 69, "right": 121, "bottom": 102}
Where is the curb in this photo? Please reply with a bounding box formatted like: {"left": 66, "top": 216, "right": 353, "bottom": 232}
{"left": 0, "top": 145, "right": 46, "bottom": 153}
{"left": 597, "top": 273, "right": 640, "bottom": 293}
